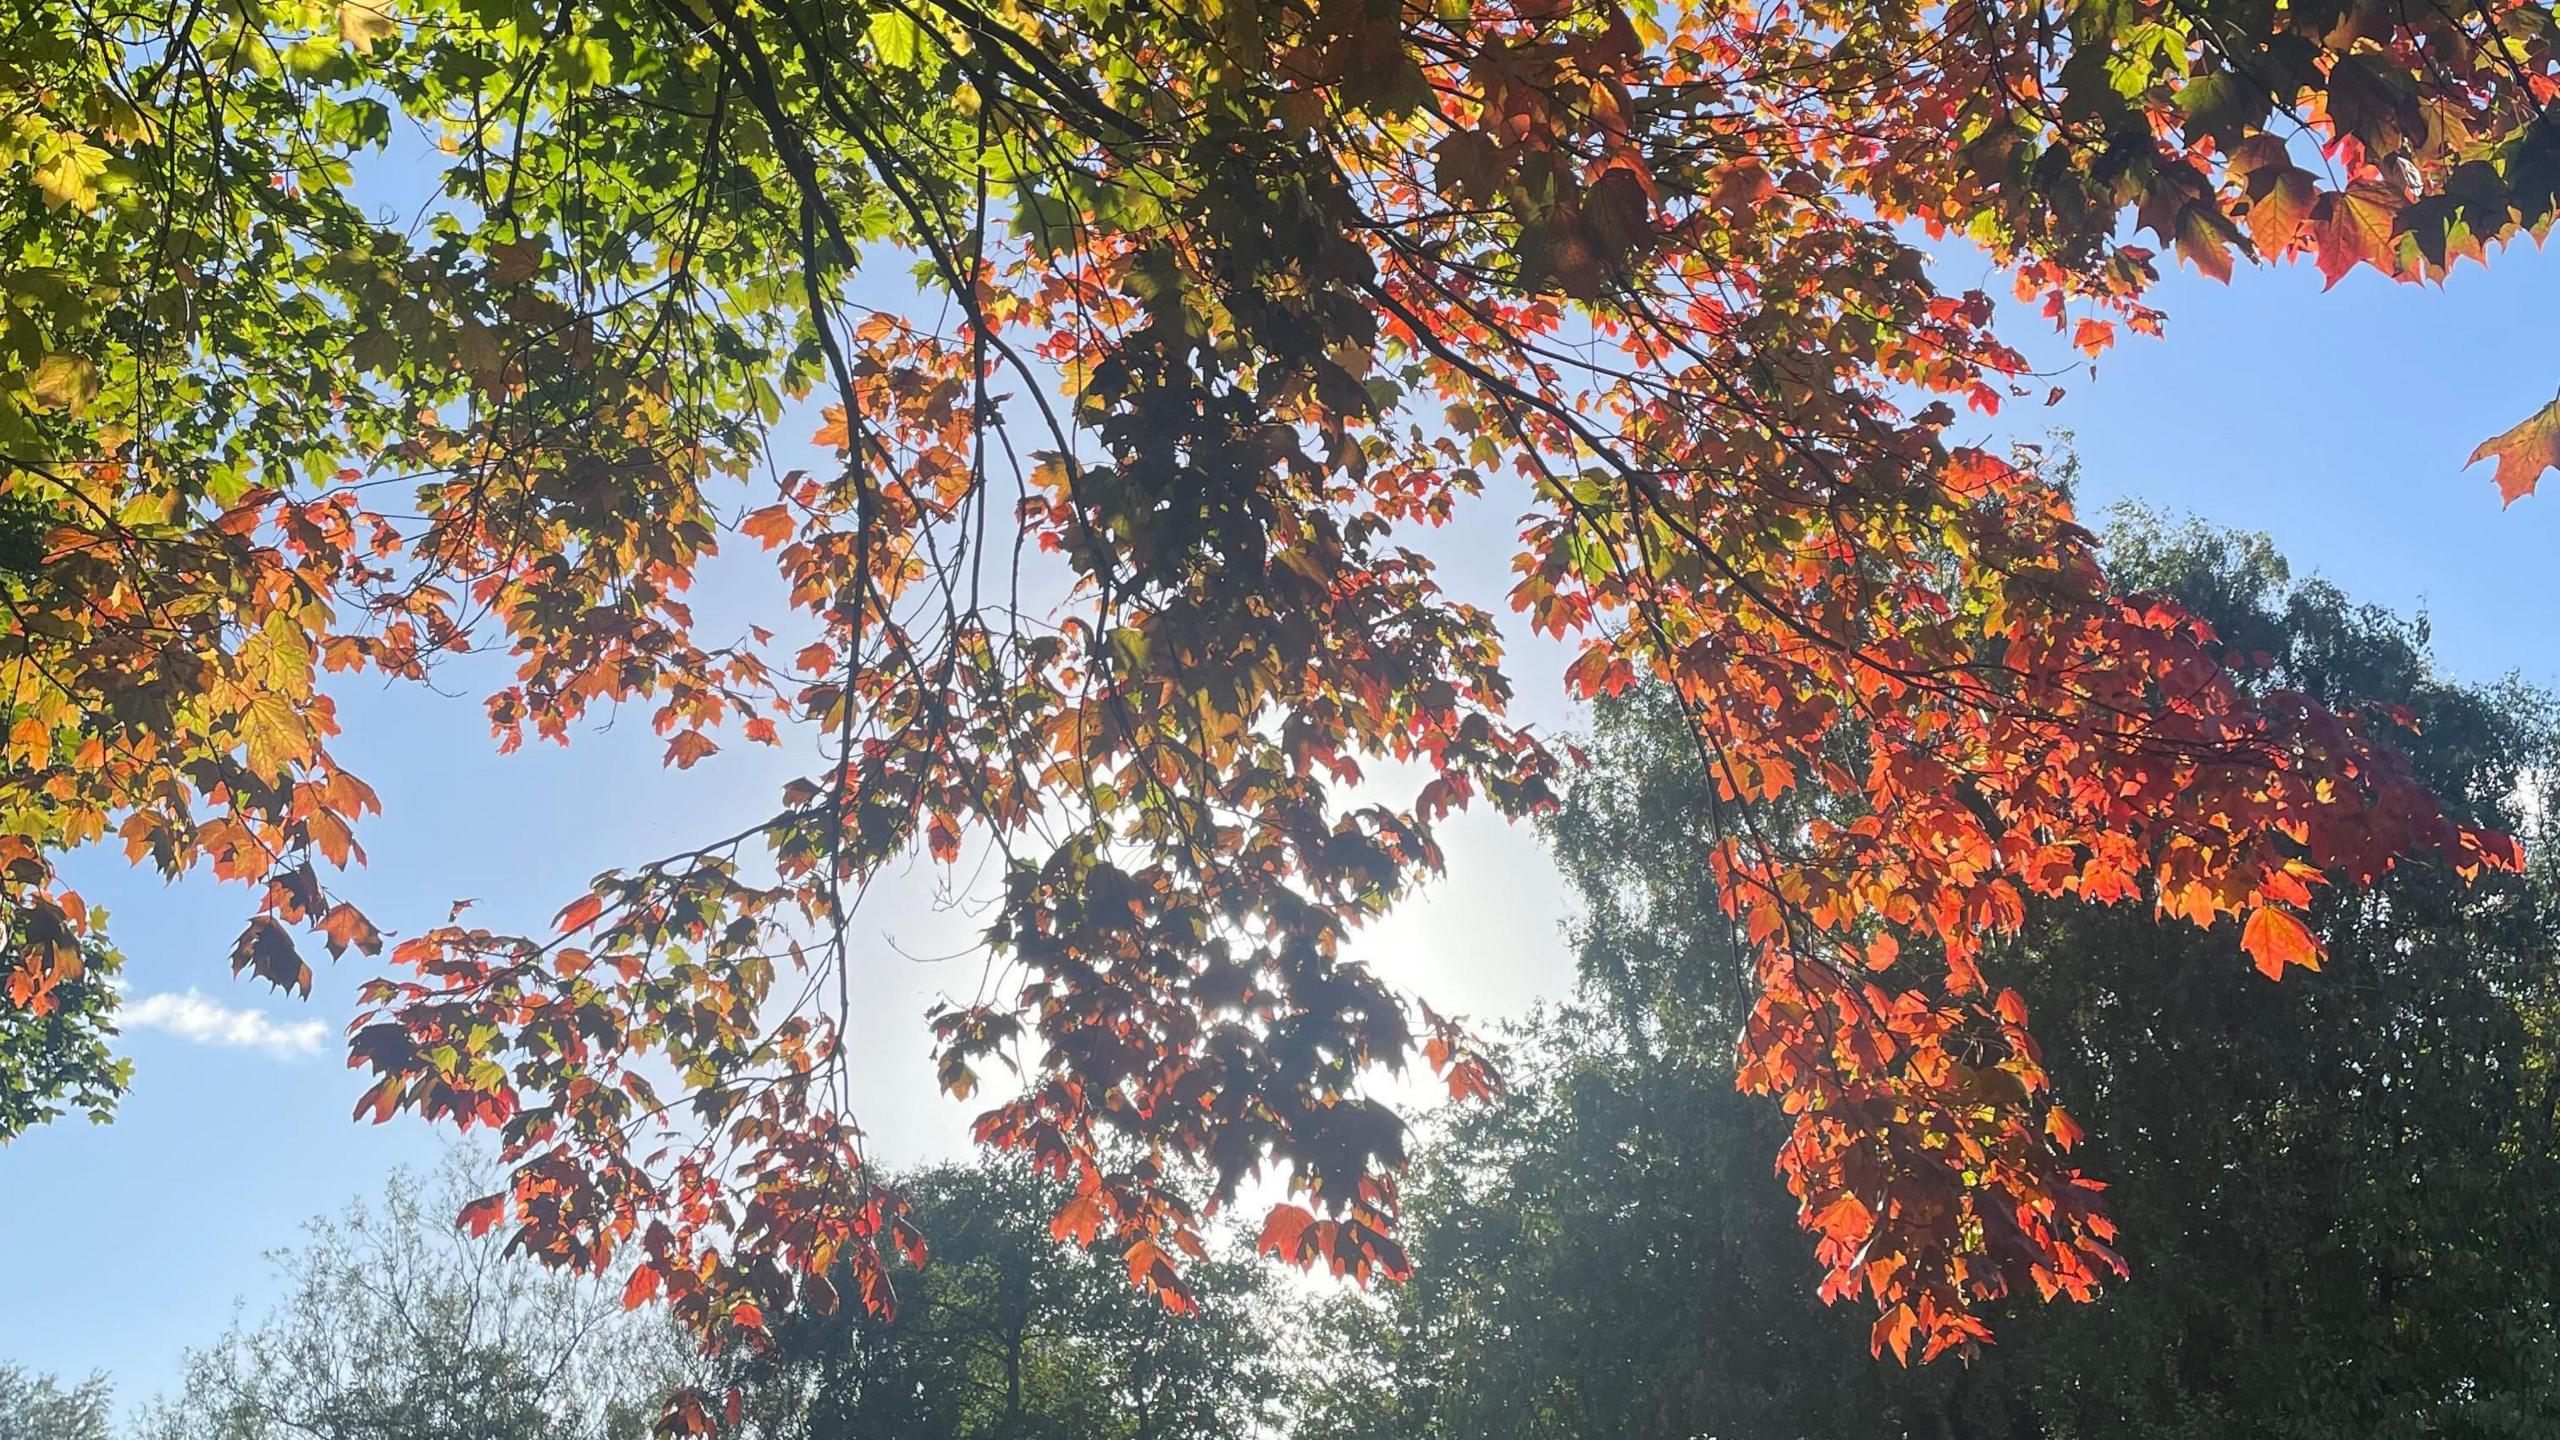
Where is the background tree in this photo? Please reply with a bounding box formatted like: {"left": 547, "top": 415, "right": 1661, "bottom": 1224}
{"left": 0, "top": 1366, "right": 114, "bottom": 1440}
{"left": 0, "top": 931, "right": 123, "bottom": 1141}
{"left": 715, "top": 1156, "right": 1289, "bottom": 1440}
{"left": 1298, "top": 512, "right": 2560, "bottom": 1440}
{"left": 6, "top": 0, "right": 2558, "bottom": 1367}
{"left": 134, "top": 1158, "right": 693, "bottom": 1440}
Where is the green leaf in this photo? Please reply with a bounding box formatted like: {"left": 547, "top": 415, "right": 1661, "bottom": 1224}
{"left": 555, "top": 34, "right": 612, "bottom": 91}
{"left": 867, "top": 12, "right": 935, "bottom": 77}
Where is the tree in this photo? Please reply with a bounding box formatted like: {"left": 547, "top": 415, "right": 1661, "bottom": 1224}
{"left": 134, "top": 1157, "right": 693, "bottom": 1440}
{"left": 0, "top": 1366, "right": 114, "bottom": 1440}
{"left": 0, "top": 930, "right": 123, "bottom": 1140}
{"left": 713, "top": 1157, "right": 1289, "bottom": 1440}
{"left": 4, "top": 0, "right": 2555, "bottom": 1367}
{"left": 1296, "top": 511, "right": 2560, "bottom": 1439}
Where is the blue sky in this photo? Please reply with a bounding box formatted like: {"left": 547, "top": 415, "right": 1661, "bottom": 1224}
{"left": 6, "top": 237, "right": 2558, "bottom": 1406}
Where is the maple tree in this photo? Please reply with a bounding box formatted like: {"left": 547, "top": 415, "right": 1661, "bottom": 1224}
{"left": 6, "top": 0, "right": 2560, "bottom": 1399}
{"left": 1301, "top": 514, "right": 2560, "bottom": 1438}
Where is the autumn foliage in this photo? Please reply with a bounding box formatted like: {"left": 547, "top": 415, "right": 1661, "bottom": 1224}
{"left": 5, "top": 0, "right": 2558, "bottom": 1397}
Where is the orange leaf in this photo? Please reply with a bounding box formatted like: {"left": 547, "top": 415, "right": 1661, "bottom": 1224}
{"left": 925, "top": 810, "right": 962, "bottom": 863}
{"left": 1872, "top": 1302, "right": 1920, "bottom": 1364}
{"left": 1993, "top": 988, "right": 2029, "bottom": 1026}
{"left": 2314, "top": 185, "right": 2401, "bottom": 287}
{"left": 2174, "top": 204, "right": 2238, "bottom": 284}
{"left": 2045, "top": 1104, "right": 2085, "bottom": 1151}
{"left": 458, "top": 1194, "right": 506, "bottom": 1237}
{"left": 2467, "top": 395, "right": 2560, "bottom": 506}
{"left": 1257, "top": 1203, "right": 1317, "bottom": 1263}
{"left": 741, "top": 504, "right": 795, "bottom": 548}
{"left": 2246, "top": 166, "right": 2319, "bottom": 256}
{"left": 659, "top": 1392, "right": 713, "bottom": 1436}
{"left": 664, "top": 730, "right": 719, "bottom": 769}
{"left": 556, "top": 893, "right": 606, "bottom": 933}
{"left": 622, "top": 1264, "right": 662, "bottom": 1309}
{"left": 2240, "top": 905, "right": 2322, "bottom": 980}
{"left": 230, "top": 916, "right": 312, "bottom": 996}
{"left": 1124, "top": 1238, "right": 1166, "bottom": 1286}
{"left": 1810, "top": 1191, "right": 1872, "bottom": 1241}
{"left": 352, "top": 1076, "right": 401, "bottom": 1125}
{"left": 1050, "top": 1190, "right": 1107, "bottom": 1246}
{"left": 318, "top": 901, "right": 383, "bottom": 959}
{"left": 306, "top": 810, "right": 360, "bottom": 868}
{"left": 1445, "top": 1056, "right": 1501, "bottom": 1103}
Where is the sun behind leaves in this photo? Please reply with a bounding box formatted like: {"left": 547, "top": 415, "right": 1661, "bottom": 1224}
{"left": 4, "top": 0, "right": 2556, "bottom": 1405}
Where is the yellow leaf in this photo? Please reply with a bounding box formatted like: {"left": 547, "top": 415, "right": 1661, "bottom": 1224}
{"left": 241, "top": 692, "right": 313, "bottom": 782}
{"left": 338, "top": 1, "right": 397, "bottom": 52}
{"left": 27, "top": 353, "right": 97, "bottom": 413}
{"left": 242, "top": 612, "right": 315, "bottom": 690}
{"left": 32, "top": 140, "right": 109, "bottom": 212}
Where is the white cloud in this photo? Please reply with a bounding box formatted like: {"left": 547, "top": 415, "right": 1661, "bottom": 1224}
{"left": 121, "top": 989, "right": 328, "bottom": 1059}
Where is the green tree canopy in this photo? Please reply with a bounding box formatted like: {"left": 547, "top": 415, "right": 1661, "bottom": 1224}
{"left": 135, "top": 1159, "right": 691, "bottom": 1440}
{"left": 0, "top": 931, "right": 122, "bottom": 1140}
{"left": 0, "top": 1366, "right": 115, "bottom": 1440}
{"left": 717, "top": 1156, "right": 1289, "bottom": 1440}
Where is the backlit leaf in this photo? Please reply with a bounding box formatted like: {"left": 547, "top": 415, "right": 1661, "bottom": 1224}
{"left": 2241, "top": 905, "right": 2323, "bottom": 980}
{"left": 2468, "top": 396, "right": 2560, "bottom": 505}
